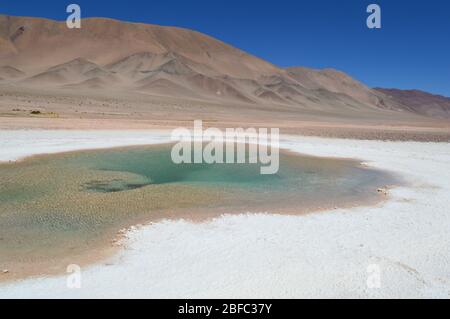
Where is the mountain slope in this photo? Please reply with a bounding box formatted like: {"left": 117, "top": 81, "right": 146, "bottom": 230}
{"left": 0, "top": 14, "right": 447, "bottom": 119}
{"left": 0, "top": 65, "right": 25, "bottom": 78}
{"left": 375, "top": 88, "right": 450, "bottom": 118}
{"left": 0, "top": 15, "right": 279, "bottom": 79}
{"left": 22, "top": 58, "right": 118, "bottom": 87}
{"left": 286, "top": 67, "right": 399, "bottom": 110}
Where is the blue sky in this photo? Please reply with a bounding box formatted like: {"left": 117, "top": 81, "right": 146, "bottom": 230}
{"left": 2, "top": 0, "right": 449, "bottom": 96}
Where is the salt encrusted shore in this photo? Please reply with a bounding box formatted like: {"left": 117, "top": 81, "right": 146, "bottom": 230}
{"left": 0, "top": 130, "right": 172, "bottom": 162}
{"left": 0, "top": 130, "right": 449, "bottom": 298}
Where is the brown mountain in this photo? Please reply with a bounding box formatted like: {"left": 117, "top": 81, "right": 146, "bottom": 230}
{"left": 0, "top": 14, "right": 447, "bottom": 120}
{"left": 0, "top": 15, "right": 278, "bottom": 77}
{"left": 0, "top": 65, "right": 24, "bottom": 79}
{"left": 374, "top": 88, "right": 450, "bottom": 118}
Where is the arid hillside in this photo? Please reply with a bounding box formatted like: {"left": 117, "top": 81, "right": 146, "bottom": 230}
{"left": 375, "top": 88, "right": 450, "bottom": 119}
{"left": 0, "top": 15, "right": 449, "bottom": 140}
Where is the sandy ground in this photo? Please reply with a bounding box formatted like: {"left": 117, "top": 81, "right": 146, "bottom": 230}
{"left": 0, "top": 131, "right": 449, "bottom": 298}
{"left": 1, "top": 86, "right": 450, "bottom": 142}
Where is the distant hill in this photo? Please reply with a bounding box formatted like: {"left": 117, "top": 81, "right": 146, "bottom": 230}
{"left": 374, "top": 88, "right": 450, "bottom": 118}
{"left": 0, "top": 14, "right": 448, "bottom": 119}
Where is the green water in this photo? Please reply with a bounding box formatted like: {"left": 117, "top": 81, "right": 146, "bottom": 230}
{"left": 0, "top": 144, "right": 392, "bottom": 276}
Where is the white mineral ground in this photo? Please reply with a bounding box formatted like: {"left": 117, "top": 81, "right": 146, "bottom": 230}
{"left": 0, "top": 130, "right": 449, "bottom": 298}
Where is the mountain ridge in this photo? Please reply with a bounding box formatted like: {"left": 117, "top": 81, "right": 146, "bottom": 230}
{"left": 374, "top": 88, "right": 450, "bottom": 118}
{"left": 0, "top": 14, "right": 448, "bottom": 119}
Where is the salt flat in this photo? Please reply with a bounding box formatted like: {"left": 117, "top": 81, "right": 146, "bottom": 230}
{"left": 0, "top": 130, "right": 171, "bottom": 162}
{"left": 0, "top": 131, "right": 449, "bottom": 298}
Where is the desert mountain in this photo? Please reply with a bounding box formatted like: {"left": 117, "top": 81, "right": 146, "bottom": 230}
{"left": 0, "top": 65, "right": 24, "bottom": 79}
{"left": 0, "top": 14, "right": 447, "bottom": 118}
{"left": 287, "top": 67, "right": 387, "bottom": 108}
{"left": 23, "top": 58, "right": 115, "bottom": 85}
{"left": 0, "top": 15, "right": 278, "bottom": 77}
{"left": 375, "top": 88, "right": 450, "bottom": 118}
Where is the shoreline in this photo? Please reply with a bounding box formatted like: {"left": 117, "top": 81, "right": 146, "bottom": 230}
{"left": 0, "top": 131, "right": 449, "bottom": 298}
{"left": 0, "top": 133, "right": 394, "bottom": 284}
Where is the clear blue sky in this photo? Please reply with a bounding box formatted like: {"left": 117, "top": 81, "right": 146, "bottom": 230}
{"left": 2, "top": 0, "right": 449, "bottom": 96}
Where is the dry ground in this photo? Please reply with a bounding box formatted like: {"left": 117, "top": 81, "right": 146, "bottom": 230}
{"left": 1, "top": 85, "right": 449, "bottom": 142}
